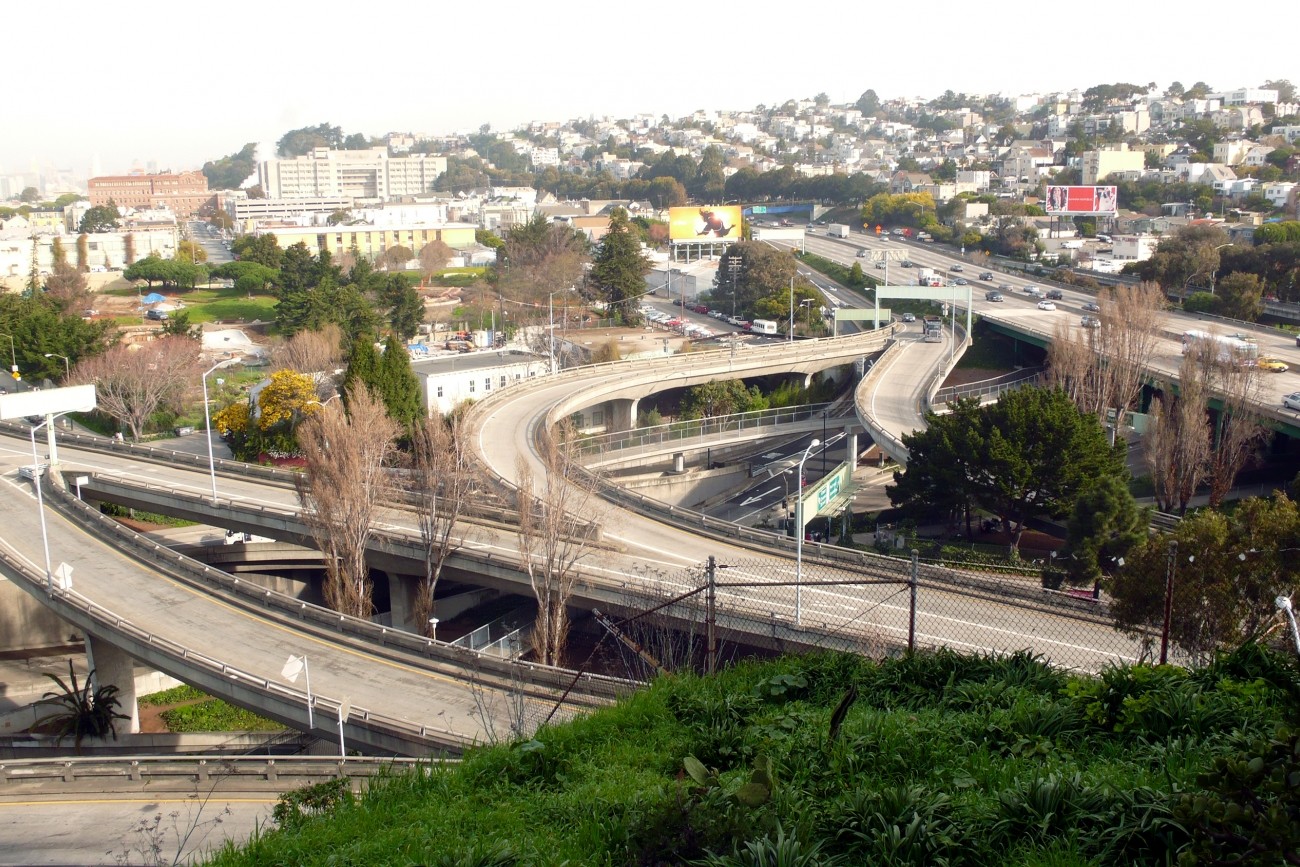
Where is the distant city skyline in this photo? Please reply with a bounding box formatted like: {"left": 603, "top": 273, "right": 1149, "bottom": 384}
{"left": 4, "top": 1, "right": 1294, "bottom": 179}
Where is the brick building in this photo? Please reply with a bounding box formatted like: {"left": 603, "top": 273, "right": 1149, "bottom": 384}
{"left": 87, "top": 171, "right": 214, "bottom": 219}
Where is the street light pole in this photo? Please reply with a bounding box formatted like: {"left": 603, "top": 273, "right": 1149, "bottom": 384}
{"left": 201, "top": 361, "right": 225, "bottom": 506}
{"left": 794, "top": 438, "right": 821, "bottom": 626}
{"left": 29, "top": 414, "right": 69, "bottom": 593}
{"left": 44, "top": 353, "right": 70, "bottom": 378}
{"left": 1209, "top": 243, "right": 1234, "bottom": 296}
{"left": 788, "top": 276, "right": 794, "bottom": 343}
{"left": 548, "top": 291, "right": 555, "bottom": 375}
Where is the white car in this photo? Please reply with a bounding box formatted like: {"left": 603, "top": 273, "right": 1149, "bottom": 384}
{"left": 1285, "top": 392, "right": 1300, "bottom": 411}
{"left": 1037, "top": 300, "right": 1057, "bottom": 311}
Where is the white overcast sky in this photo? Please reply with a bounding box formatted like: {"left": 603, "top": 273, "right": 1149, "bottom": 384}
{"left": 5, "top": 1, "right": 1294, "bottom": 178}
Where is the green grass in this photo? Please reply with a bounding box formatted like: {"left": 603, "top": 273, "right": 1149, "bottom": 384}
{"left": 139, "top": 684, "right": 208, "bottom": 706}
{"left": 160, "top": 700, "right": 285, "bottom": 733}
{"left": 204, "top": 647, "right": 1299, "bottom": 866}
{"left": 795, "top": 250, "right": 877, "bottom": 292}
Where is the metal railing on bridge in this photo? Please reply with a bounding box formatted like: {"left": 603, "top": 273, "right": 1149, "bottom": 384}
{"left": 573, "top": 403, "right": 835, "bottom": 457}
{"left": 932, "top": 367, "right": 1045, "bottom": 406}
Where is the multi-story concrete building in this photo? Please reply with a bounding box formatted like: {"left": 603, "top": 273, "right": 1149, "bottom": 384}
{"left": 252, "top": 223, "right": 477, "bottom": 261}
{"left": 88, "top": 171, "right": 213, "bottom": 219}
{"left": 228, "top": 196, "right": 354, "bottom": 228}
{"left": 1081, "top": 145, "right": 1146, "bottom": 185}
{"left": 258, "top": 147, "right": 447, "bottom": 200}
{"left": 0, "top": 228, "right": 178, "bottom": 283}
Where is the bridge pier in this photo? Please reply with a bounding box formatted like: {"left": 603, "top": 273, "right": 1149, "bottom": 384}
{"left": 386, "top": 571, "right": 421, "bottom": 633}
{"left": 609, "top": 398, "right": 639, "bottom": 432}
{"left": 84, "top": 635, "right": 139, "bottom": 734}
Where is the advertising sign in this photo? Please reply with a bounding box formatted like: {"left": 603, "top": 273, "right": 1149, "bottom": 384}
{"left": 1044, "top": 185, "right": 1118, "bottom": 216}
{"left": 669, "top": 206, "right": 743, "bottom": 242}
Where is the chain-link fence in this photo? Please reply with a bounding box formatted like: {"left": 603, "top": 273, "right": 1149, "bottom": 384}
{"left": 561, "top": 553, "right": 1150, "bottom": 688}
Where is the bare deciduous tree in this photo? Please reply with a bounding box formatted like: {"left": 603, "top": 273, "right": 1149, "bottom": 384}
{"left": 515, "top": 423, "right": 603, "bottom": 667}
{"left": 1182, "top": 334, "right": 1268, "bottom": 507}
{"left": 271, "top": 324, "right": 343, "bottom": 399}
{"left": 1145, "top": 355, "right": 1212, "bottom": 514}
{"left": 72, "top": 336, "right": 202, "bottom": 441}
{"left": 408, "top": 411, "right": 474, "bottom": 637}
{"left": 1047, "top": 282, "right": 1164, "bottom": 427}
{"left": 43, "top": 261, "right": 91, "bottom": 312}
{"left": 296, "top": 383, "right": 398, "bottom": 619}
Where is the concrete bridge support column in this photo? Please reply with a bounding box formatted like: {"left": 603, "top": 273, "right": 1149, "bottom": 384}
{"left": 386, "top": 571, "right": 421, "bottom": 634}
{"left": 847, "top": 431, "right": 859, "bottom": 467}
{"left": 84, "top": 635, "right": 139, "bottom": 734}
{"left": 608, "top": 398, "right": 639, "bottom": 432}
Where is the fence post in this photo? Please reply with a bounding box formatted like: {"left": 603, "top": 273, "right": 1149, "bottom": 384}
{"left": 705, "top": 556, "right": 717, "bottom": 675}
{"left": 1160, "top": 540, "right": 1177, "bottom": 665}
{"left": 908, "top": 549, "right": 918, "bottom": 653}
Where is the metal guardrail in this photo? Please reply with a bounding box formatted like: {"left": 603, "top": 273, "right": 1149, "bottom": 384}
{"left": 0, "top": 755, "right": 438, "bottom": 789}
{"left": 574, "top": 403, "right": 834, "bottom": 457}
{"left": 853, "top": 338, "right": 910, "bottom": 464}
{"left": 933, "top": 367, "right": 1045, "bottom": 405}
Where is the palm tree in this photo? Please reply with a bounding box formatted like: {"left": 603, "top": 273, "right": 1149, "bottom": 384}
{"left": 35, "top": 660, "right": 129, "bottom": 751}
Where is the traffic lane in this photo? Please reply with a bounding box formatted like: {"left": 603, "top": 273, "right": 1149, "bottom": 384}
{"left": 0, "top": 794, "right": 276, "bottom": 867}
{"left": 711, "top": 437, "right": 841, "bottom": 521}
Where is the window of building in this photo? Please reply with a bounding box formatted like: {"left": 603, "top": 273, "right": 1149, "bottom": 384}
{"left": 436, "top": 385, "right": 443, "bottom": 397}
{"left": 484, "top": 378, "right": 491, "bottom": 391}
{"left": 592, "top": 410, "right": 604, "bottom": 426}
{"left": 468, "top": 380, "right": 475, "bottom": 393}
{"left": 500, "top": 375, "right": 507, "bottom": 387}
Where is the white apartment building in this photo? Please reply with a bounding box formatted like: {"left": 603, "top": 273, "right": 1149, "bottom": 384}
{"left": 412, "top": 350, "right": 548, "bottom": 416}
{"left": 228, "top": 196, "right": 354, "bottom": 227}
{"left": 258, "top": 147, "right": 448, "bottom": 200}
{"left": 1216, "top": 88, "right": 1278, "bottom": 105}
{"left": 1081, "top": 146, "right": 1146, "bottom": 185}
{"left": 1112, "top": 235, "right": 1159, "bottom": 261}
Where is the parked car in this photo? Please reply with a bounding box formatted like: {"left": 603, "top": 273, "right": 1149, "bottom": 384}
{"left": 985, "top": 291, "right": 1004, "bottom": 302}
{"left": 1082, "top": 301, "right": 1101, "bottom": 312}
{"left": 1257, "top": 357, "right": 1289, "bottom": 373}
{"left": 1045, "top": 289, "right": 1064, "bottom": 300}
{"left": 145, "top": 308, "right": 169, "bottom": 321}
{"left": 1037, "top": 300, "right": 1057, "bottom": 310}
{"left": 979, "top": 272, "right": 994, "bottom": 281}
{"left": 901, "top": 312, "right": 916, "bottom": 322}
{"left": 1080, "top": 315, "right": 1101, "bottom": 328}
{"left": 1285, "top": 392, "right": 1300, "bottom": 410}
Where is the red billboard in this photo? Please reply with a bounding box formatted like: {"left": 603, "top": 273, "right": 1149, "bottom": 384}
{"left": 1044, "top": 185, "right": 1117, "bottom": 216}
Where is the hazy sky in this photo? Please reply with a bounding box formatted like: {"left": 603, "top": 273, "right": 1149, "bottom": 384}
{"left": 6, "top": 1, "right": 1294, "bottom": 179}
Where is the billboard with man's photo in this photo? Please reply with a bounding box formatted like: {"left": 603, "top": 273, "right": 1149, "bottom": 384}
{"left": 1044, "top": 185, "right": 1118, "bottom": 216}
{"left": 669, "top": 206, "right": 742, "bottom": 242}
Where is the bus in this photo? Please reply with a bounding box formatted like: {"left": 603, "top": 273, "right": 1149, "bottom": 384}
{"left": 1181, "top": 330, "right": 1259, "bottom": 366}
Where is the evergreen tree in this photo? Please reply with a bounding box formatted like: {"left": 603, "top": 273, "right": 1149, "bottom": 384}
{"left": 377, "top": 334, "right": 423, "bottom": 430}
{"left": 589, "top": 208, "right": 650, "bottom": 325}
{"left": 381, "top": 274, "right": 424, "bottom": 341}
{"left": 341, "top": 333, "right": 380, "bottom": 406}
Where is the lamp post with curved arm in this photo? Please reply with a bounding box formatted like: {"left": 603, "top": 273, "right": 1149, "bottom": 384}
{"left": 794, "top": 438, "right": 821, "bottom": 626}
{"left": 201, "top": 361, "right": 226, "bottom": 505}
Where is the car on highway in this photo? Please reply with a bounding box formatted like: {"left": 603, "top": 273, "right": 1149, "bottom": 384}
{"left": 1257, "top": 357, "right": 1289, "bottom": 373}
{"left": 1045, "top": 289, "right": 1064, "bottom": 300}
{"left": 1082, "top": 301, "right": 1101, "bottom": 312}
{"left": 1037, "top": 299, "right": 1057, "bottom": 310}
{"left": 901, "top": 260, "right": 914, "bottom": 268}
{"left": 901, "top": 312, "right": 916, "bottom": 322}
{"left": 979, "top": 272, "right": 994, "bottom": 281}
{"left": 875, "top": 261, "right": 886, "bottom": 269}
{"left": 1024, "top": 286, "right": 1043, "bottom": 297}
{"left": 1285, "top": 392, "right": 1300, "bottom": 410}
{"left": 857, "top": 249, "right": 868, "bottom": 258}
{"left": 954, "top": 278, "right": 968, "bottom": 285}
{"left": 951, "top": 264, "right": 964, "bottom": 272}
{"left": 1080, "top": 315, "right": 1101, "bottom": 328}
{"left": 985, "top": 291, "right": 1004, "bottom": 302}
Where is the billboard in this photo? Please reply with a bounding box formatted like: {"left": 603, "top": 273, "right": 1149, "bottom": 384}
{"left": 1044, "top": 185, "right": 1118, "bottom": 216}
{"left": 669, "top": 206, "right": 742, "bottom": 242}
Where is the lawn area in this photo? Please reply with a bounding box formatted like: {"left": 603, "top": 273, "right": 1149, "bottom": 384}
{"left": 96, "top": 283, "right": 277, "bottom": 324}
{"left": 206, "top": 646, "right": 1300, "bottom": 866}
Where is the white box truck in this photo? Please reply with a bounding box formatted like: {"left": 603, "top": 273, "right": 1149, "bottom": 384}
{"left": 827, "top": 223, "right": 850, "bottom": 238}
{"left": 750, "top": 318, "right": 779, "bottom": 335}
